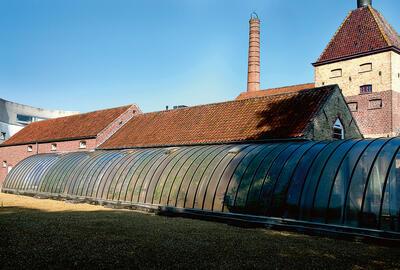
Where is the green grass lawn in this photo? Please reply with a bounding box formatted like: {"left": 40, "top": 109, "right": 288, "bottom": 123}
{"left": 0, "top": 193, "right": 399, "bottom": 269}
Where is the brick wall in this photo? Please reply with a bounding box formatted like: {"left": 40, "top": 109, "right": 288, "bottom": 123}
{"left": 345, "top": 90, "right": 393, "bottom": 137}
{"left": 314, "top": 51, "right": 400, "bottom": 137}
{"left": 0, "top": 138, "right": 96, "bottom": 187}
{"left": 392, "top": 90, "right": 400, "bottom": 136}
{"left": 96, "top": 105, "right": 139, "bottom": 147}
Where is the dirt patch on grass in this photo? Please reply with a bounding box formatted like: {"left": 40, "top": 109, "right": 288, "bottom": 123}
{"left": 1, "top": 193, "right": 399, "bottom": 269}
{"left": 0, "top": 192, "right": 112, "bottom": 212}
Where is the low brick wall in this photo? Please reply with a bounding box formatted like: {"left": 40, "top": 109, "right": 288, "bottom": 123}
{"left": 0, "top": 139, "right": 96, "bottom": 186}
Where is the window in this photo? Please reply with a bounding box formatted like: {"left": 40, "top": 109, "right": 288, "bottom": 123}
{"left": 359, "top": 63, "right": 372, "bottom": 73}
{"left": 0, "top": 132, "right": 6, "bottom": 140}
{"left": 17, "top": 114, "right": 34, "bottom": 124}
{"left": 27, "top": 145, "right": 33, "bottom": 152}
{"left": 51, "top": 143, "right": 57, "bottom": 151}
{"left": 330, "top": 69, "right": 342, "bottom": 78}
{"left": 16, "top": 114, "right": 47, "bottom": 125}
{"left": 347, "top": 102, "right": 358, "bottom": 112}
{"left": 360, "top": 84, "right": 372, "bottom": 94}
{"left": 79, "top": 141, "right": 87, "bottom": 149}
{"left": 368, "top": 99, "right": 383, "bottom": 110}
{"left": 2, "top": 161, "right": 7, "bottom": 168}
{"left": 333, "top": 118, "right": 344, "bottom": 140}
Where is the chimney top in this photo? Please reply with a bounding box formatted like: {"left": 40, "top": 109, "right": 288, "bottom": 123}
{"left": 250, "top": 12, "right": 259, "bottom": 20}
{"left": 357, "top": 0, "right": 372, "bottom": 8}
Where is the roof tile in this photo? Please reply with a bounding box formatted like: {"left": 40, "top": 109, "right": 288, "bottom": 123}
{"left": 1, "top": 105, "right": 133, "bottom": 146}
{"left": 315, "top": 7, "right": 400, "bottom": 65}
{"left": 100, "top": 86, "right": 336, "bottom": 149}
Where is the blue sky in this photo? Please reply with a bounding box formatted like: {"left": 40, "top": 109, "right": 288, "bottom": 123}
{"left": 0, "top": 0, "right": 399, "bottom": 113}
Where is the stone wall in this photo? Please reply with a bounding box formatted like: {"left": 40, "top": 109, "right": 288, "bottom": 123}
{"left": 304, "top": 87, "right": 362, "bottom": 140}
{"left": 315, "top": 51, "right": 392, "bottom": 96}
{"left": 392, "top": 51, "right": 400, "bottom": 93}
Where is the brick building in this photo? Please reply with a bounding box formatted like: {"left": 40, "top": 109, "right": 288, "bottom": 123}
{"left": 0, "top": 104, "right": 140, "bottom": 184}
{"left": 99, "top": 85, "right": 361, "bottom": 150}
{"left": 314, "top": 0, "right": 400, "bottom": 137}
{"left": 0, "top": 85, "right": 361, "bottom": 186}
{"left": 238, "top": 0, "right": 400, "bottom": 138}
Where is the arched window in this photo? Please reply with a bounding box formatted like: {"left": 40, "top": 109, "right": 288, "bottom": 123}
{"left": 333, "top": 118, "right": 344, "bottom": 140}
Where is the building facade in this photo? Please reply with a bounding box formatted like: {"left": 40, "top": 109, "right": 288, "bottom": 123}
{"left": 99, "top": 85, "right": 361, "bottom": 150}
{"left": 0, "top": 98, "right": 78, "bottom": 143}
{"left": 0, "top": 86, "right": 361, "bottom": 186}
{"left": 0, "top": 104, "right": 140, "bottom": 184}
{"left": 314, "top": 1, "right": 400, "bottom": 138}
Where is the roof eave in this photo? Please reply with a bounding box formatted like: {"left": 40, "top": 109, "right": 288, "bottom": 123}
{"left": 313, "top": 46, "right": 400, "bottom": 67}
{"left": 98, "top": 137, "right": 310, "bottom": 151}
{"left": 0, "top": 135, "right": 97, "bottom": 148}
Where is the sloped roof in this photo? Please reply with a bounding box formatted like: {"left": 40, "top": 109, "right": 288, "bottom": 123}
{"left": 236, "top": 83, "right": 315, "bottom": 100}
{"left": 314, "top": 6, "right": 400, "bottom": 66}
{"left": 1, "top": 105, "right": 133, "bottom": 146}
{"left": 99, "top": 86, "right": 337, "bottom": 149}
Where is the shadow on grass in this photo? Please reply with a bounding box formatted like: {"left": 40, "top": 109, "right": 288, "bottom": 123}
{"left": 0, "top": 206, "right": 399, "bottom": 269}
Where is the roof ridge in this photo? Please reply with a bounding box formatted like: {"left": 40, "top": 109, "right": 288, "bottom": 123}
{"left": 369, "top": 6, "right": 391, "bottom": 46}
{"left": 260, "top": 82, "right": 315, "bottom": 91}
{"left": 370, "top": 6, "right": 400, "bottom": 48}
{"left": 136, "top": 85, "right": 333, "bottom": 118}
{"left": 317, "top": 10, "right": 353, "bottom": 63}
{"left": 253, "top": 85, "right": 332, "bottom": 98}
{"left": 28, "top": 104, "right": 133, "bottom": 126}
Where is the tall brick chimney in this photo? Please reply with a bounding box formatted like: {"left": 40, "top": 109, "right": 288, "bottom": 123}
{"left": 247, "top": 13, "right": 261, "bottom": 93}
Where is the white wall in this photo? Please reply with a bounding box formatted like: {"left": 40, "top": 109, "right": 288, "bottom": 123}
{"left": 0, "top": 121, "right": 24, "bottom": 143}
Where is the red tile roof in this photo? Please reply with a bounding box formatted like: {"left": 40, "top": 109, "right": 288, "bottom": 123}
{"left": 99, "top": 86, "right": 336, "bottom": 149}
{"left": 315, "top": 6, "right": 400, "bottom": 65}
{"left": 236, "top": 83, "right": 315, "bottom": 100}
{"left": 1, "top": 105, "right": 133, "bottom": 146}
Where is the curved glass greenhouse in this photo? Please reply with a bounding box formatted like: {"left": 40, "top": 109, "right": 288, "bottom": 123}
{"left": 2, "top": 138, "right": 400, "bottom": 236}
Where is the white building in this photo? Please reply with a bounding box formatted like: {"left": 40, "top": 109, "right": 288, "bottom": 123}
{"left": 0, "top": 98, "right": 78, "bottom": 143}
